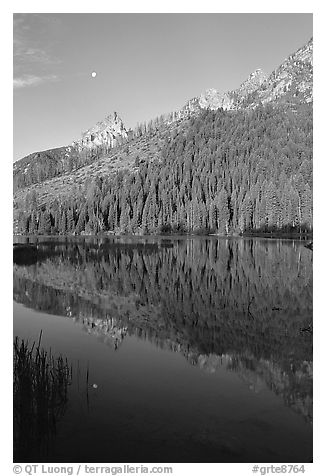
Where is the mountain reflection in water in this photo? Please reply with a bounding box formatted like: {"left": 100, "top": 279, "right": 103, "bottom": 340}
{"left": 13, "top": 236, "right": 312, "bottom": 462}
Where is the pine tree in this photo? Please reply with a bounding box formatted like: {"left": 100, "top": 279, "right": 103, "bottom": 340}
{"left": 217, "top": 189, "right": 230, "bottom": 233}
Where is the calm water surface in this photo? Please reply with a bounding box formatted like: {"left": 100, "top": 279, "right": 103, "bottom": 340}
{"left": 13, "top": 236, "right": 313, "bottom": 463}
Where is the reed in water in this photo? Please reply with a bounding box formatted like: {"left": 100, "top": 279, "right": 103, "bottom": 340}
{"left": 13, "top": 332, "right": 72, "bottom": 462}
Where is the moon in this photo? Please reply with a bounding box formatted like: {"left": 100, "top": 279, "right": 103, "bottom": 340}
{"left": 91, "top": 71, "right": 97, "bottom": 78}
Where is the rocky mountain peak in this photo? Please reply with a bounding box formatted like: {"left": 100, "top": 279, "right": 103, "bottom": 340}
{"left": 72, "top": 111, "right": 128, "bottom": 150}
{"left": 251, "top": 37, "right": 313, "bottom": 106}
{"left": 198, "top": 88, "right": 234, "bottom": 110}
{"left": 179, "top": 68, "right": 268, "bottom": 115}
{"left": 249, "top": 68, "right": 265, "bottom": 77}
{"left": 236, "top": 68, "right": 268, "bottom": 97}
{"left": 179, "top": 38, "right": 312, "bottom": 116}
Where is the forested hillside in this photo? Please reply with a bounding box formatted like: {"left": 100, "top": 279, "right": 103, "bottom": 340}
{"left": 15, "top": 102, "right": 312, "bottom": 235}
{"left": 13, "top": 112, "right": 177, "bottom": 193}
{"left": 13, "top": 113, "right": 130, "bottom": 191}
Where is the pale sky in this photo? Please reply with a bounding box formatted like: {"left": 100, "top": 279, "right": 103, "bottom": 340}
{"left": 13, "top": 13, "right": 312, "bottom": 161}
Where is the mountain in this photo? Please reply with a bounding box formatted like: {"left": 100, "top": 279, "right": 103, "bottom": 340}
{"left": 236, "top": 68, "right": 268, "bottom": 98}
{"left": 13, "top": 145, "right": 77, "bottom": 191}
{"left": 180, "top": 38, "right": 312, "bottom": 115}
{"left": 13, "top": 38, "right": 313, "bottom": 236}
{"left": 13, "top": 38, "right": 313, "bottom": 192}
{"left": 181, "top": 68, "right": 268, "bottom": 115}
{"left": 246, "top": 37, "right": 313, "bottom": 107}
{"left": 72, "top": 111, "right": 129, "bottom": 150}
{"left": 13, "top": 112, "right": 129, "bottom": 191}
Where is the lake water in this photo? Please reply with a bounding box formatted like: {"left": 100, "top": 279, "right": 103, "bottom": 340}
{"left": 13, "top": 236, "right": 313, "bottom": 463}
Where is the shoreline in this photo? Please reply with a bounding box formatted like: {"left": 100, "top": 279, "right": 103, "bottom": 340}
{"left": 13, "top": 231, "right": 313, "bottom": 240}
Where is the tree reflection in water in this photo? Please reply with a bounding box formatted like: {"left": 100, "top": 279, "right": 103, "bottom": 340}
{"left": 13, "top": 237, "right": 313, "bottom": 424}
